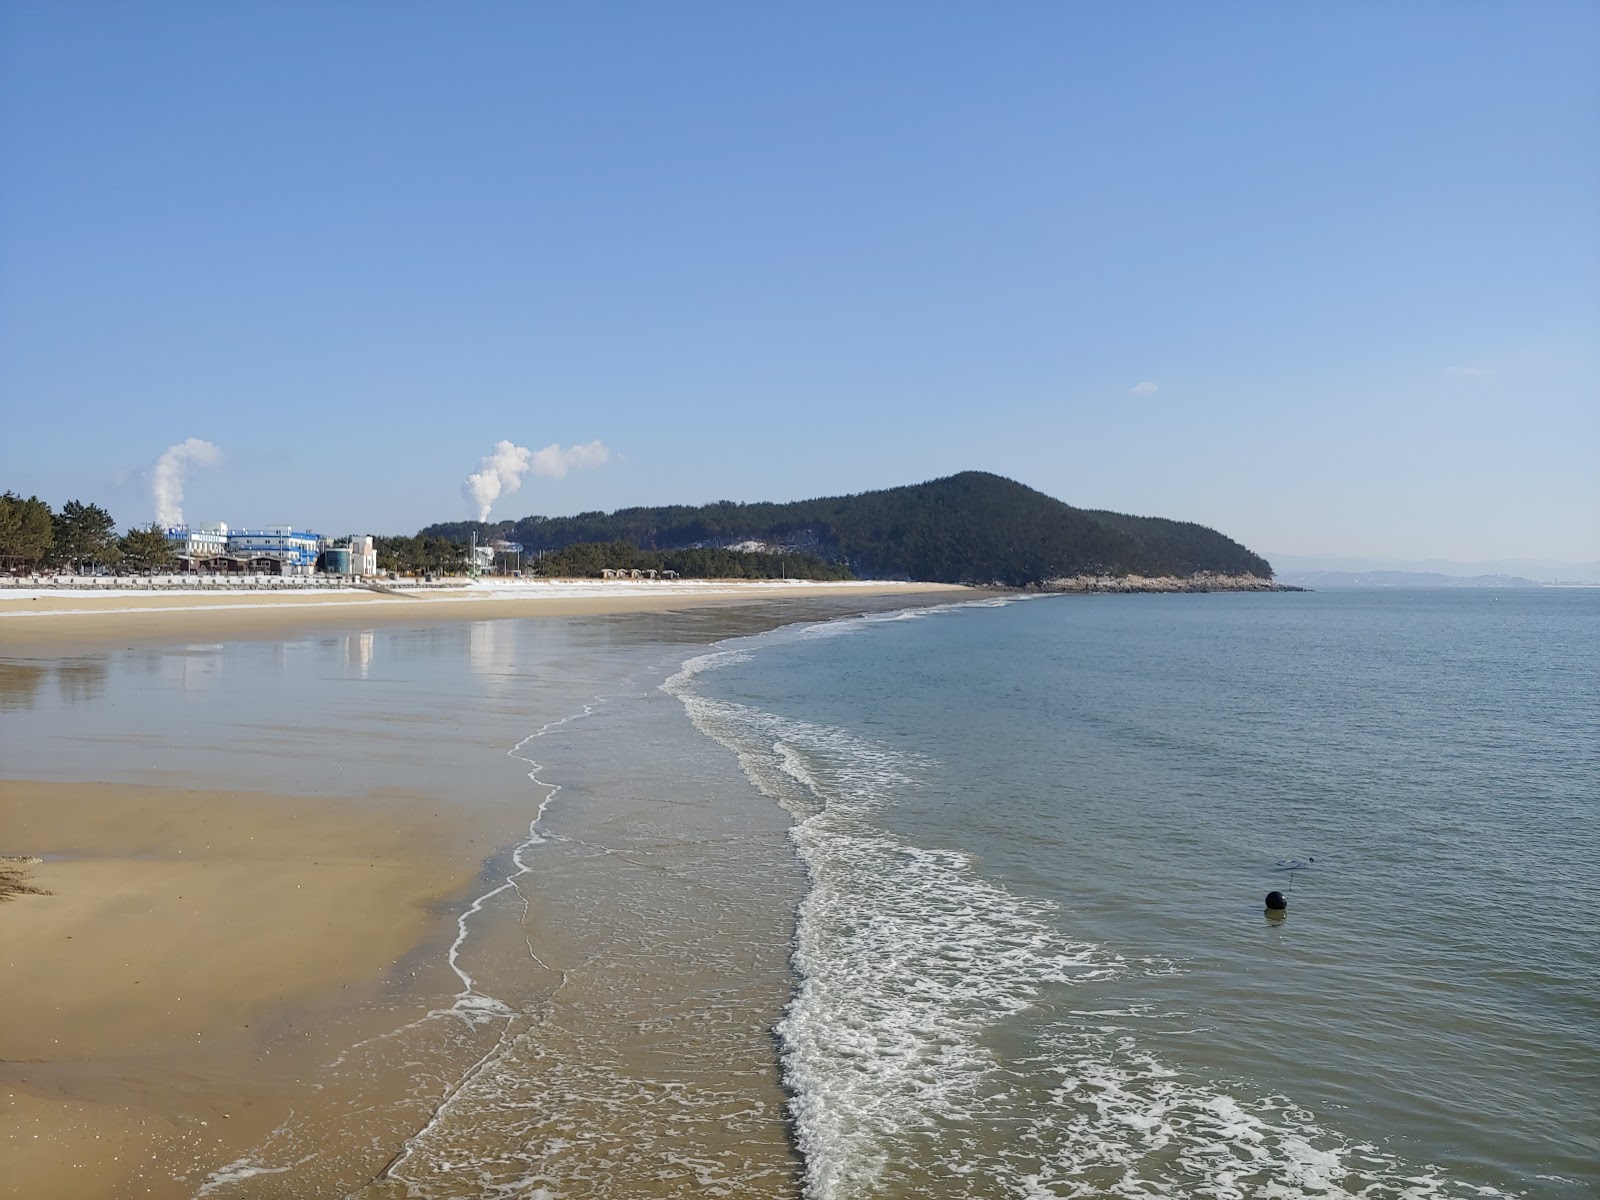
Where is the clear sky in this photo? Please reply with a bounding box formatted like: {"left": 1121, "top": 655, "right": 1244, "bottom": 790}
{"left": 2, "top": 0, "right": 1596, "bottom": 562}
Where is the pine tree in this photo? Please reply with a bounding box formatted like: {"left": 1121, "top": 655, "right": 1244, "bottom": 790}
{"left": 51, "top": 500, "right": 121, "bottom": 572}
{"left": 119, "top": 522, "right": 177, "bottom": 572}
{"left": 0, "top": 492, "right": 55, "bottom": 570}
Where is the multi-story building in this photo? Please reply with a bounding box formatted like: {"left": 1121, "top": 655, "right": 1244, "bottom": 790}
{"left": 227, "top": 527, "right": 323, "bottom": 574}
{"left": 321, "top": 535, "right": 379, "bottom": 577}
{"left": 166, "top": 522, "right": 381, "bottom": 576}
{"left": 349, "top": 534, "right": 378, "bottom": 577}
{"left": 165, "top": 523, "right": 231, "bottom": 562}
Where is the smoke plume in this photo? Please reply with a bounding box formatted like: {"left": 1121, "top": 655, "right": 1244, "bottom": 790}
{"left": 463, "top": 439, "right": 611, "bottom": 521}
{"left": 152, "top": 438, "right": 222, "bottom": 528}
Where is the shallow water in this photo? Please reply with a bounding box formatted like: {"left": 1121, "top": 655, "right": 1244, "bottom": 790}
{"left": 4, "top": 590, "right": 1593, "bottom": 1198}
{"left": 681, "top": 590, "right": 1599, "bottom": 1199}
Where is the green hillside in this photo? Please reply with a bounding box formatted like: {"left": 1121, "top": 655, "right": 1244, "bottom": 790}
{"left": 418, "top": 472, "right": 1272, "bottom": 586}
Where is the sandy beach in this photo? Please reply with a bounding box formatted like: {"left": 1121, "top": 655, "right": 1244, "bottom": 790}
{"left": 0, "top": 781, "right": 486, "bottom": 1199}
{"left": 0, "top": 579, "right": 970, "bottom": 655}
{"left": 0, "top": 581, "right": 970, "bottom": 1198}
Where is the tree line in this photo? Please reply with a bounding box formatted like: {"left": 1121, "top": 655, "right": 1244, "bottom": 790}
{"left": 527, "top": 542, "right": 850, "bottom": 580}
{"left": 0, "top": 493, "right": 178, "bottom": 574}
{"left": 373, "top": 535, "right": 472, "bottom": 575}
{"left": 373, "top": 534, "right": 850, "bottom": 580}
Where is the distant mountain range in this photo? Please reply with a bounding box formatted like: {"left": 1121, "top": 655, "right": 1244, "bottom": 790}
{"left": 1269, "top": 554, "right": 1600, "bottom": 585}
{"left": 1276, "top": 570, "right": 1548, "bottom": 589}
{"left": 419, "top": 471, "right": 1272, "bottom": 586}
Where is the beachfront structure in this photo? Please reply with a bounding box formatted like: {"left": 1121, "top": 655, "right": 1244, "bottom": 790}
{"left": 165, "top": 523, "right": 231, "bottom": 560}
{"left": 226, "top": 527, "right": 324, "bottom": 574}
{"left": 162, "top": 523, "right": 386, "bottom": 576}
{"left": 322, "top": 535, "right": 379, "bottom": 577}
{"left": 349, "top": 535, "right": 377, "bottom": 577}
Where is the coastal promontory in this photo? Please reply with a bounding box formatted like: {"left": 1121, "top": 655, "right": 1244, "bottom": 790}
{"left": 421, "top": 471, "right": 1285, "bottom": 589}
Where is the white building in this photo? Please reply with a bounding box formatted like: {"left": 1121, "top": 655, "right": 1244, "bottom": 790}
{"left": 349, "top": 535, "right": 378, "bottom": 577}
{"left": 165, "top": 522, "right": 230, "bottom": 561}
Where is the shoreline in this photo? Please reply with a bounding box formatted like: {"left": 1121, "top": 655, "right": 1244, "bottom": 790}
{"left": 1040, "top": 571, "right": 1304, "bottom": 593}
{"left": 0, "top": 587, "right": 973, "bottom": 1197}
{"left": 0, "top": 579, "right": 974, "bottom": 654}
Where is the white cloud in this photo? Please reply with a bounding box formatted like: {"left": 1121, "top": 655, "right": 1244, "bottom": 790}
{"left": 1447, "top": 366, "right": 1489, "bottom": 377}
{"left": 1129, "top": 381, "right": 1159, "bottom": 395}
{"left": 463, "top": 438, "right": 612, "bottom": 521}
{"left": 529, "top": 439, "right": 611, "bottom": 479}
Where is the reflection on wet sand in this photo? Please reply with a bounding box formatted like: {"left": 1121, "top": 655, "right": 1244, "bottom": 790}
{"left": 343, "top": 629, "right": 375, "bottom": 677}
{"left": 54, "top": 658, "right": 110, "bottom": 705}
{"left": 0, "top": 661, "right": 46, "bottom": 711}
{"left": 145, "top": 644, "right": 226, "bottom": 691}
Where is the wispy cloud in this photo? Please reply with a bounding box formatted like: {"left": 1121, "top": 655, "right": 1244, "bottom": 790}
{"left": 463, "top": 438, "right": 612, "bottom": 521}
{"left": 1447, "top": 366, "right": 1489, "bottom": 377}
{"left": 529, "top": 439, "right": 610, "bottom": 479}
{"left": 1129, "top": 381, "right": 1159, "bottom": 395}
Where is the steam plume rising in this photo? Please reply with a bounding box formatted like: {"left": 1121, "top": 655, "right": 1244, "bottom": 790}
{"left": 152, "top": 438, "right": 222, "bottom": 527}
{"left": 463, "top": 439, "right": 611, "bottom": 521}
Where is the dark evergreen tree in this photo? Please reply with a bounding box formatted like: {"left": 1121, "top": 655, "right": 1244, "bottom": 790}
{"left": 119, "top": 522, "right": 178, "bottom": 572}
{"left": 51, "top": 500, "right": 121, "bottom": 572}
{"left": 0, "top": 492, "right": 55, "bottom": 570}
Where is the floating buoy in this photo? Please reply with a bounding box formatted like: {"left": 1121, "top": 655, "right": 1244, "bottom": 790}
{"left": 1265, "top": 890, "right": 1287, "bottom": 911}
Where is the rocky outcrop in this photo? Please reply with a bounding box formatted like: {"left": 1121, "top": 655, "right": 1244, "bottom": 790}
{"left": 1039, "top": 572, "right": 1303, "bottom": 594}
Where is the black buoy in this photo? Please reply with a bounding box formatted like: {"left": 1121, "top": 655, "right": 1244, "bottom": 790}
{"left": 1265, "top": 890, "right": 1288, "bottom": 911}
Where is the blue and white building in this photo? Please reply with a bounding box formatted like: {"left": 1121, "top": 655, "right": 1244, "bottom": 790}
{"left": 227, "top": 527, "right": 324, "bottom": 573}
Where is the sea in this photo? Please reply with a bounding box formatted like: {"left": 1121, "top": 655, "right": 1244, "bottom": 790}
{"left": 6, "top": 588, "right": 1595, "bottom": 1198}
{"left": 659, "top": 589, "right": 1599, "bottom": 1200}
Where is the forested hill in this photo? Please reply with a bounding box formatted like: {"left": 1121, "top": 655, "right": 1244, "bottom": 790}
{"left": 419, "top": 472, "right": 1272, "bottom": 586}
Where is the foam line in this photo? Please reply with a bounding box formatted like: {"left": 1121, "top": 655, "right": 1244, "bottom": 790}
{"left": 194, "top": 699, "right": 604, "bottom": 1197}
{"left": 370, "top": 702, "right": 602, "bottom": 1185}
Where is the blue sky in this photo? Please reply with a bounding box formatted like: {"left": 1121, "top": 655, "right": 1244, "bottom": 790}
{"left": 2, "top": 0, "right": 1596, "bottom": 562}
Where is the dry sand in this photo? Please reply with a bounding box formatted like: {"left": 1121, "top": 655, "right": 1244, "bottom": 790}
{"left": 0, "top": 580, "right": 970, "bottom": 655}
{"left": 0, "top": 780, "right": 486, "bottom": 1199}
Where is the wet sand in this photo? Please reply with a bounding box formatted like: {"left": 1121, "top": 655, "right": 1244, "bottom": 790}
{"left": 0, "top": 584, "right": 970, "bottom": 1198}
{"left": 0, "top": 780, "right": 486, "bottom": 1199}
{"left": 0, "top": 581, "right": 970, "bottom": 655}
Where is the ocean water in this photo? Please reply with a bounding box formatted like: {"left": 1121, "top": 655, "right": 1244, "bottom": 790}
{"left": 668, "top": 590, "right": 1598, "bottom": 1199}
{"left": 6, "top": 591, "right": 1594, "bottom": 1198}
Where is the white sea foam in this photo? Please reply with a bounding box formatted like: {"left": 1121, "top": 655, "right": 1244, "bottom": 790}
{"left": 664, "top": 649, "right": 1129, "bottom": 1198}
{"left": 660, "top": 593, "right": 1038, "bottom": 692}
{"left": 664, "top": 607, "right": 1518, "bottom": 1200}
{"left": 194, "top": 1152, "right": 315, "bottom": 1196}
